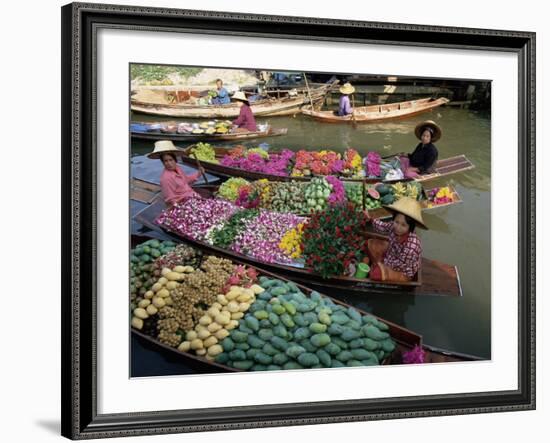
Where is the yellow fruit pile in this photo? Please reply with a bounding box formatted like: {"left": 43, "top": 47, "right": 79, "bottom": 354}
{"left": 177, "top": 284, "right": 265, "bottom": 360}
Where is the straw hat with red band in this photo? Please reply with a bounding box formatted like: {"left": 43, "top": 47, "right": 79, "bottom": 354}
{"left": 414, "top": 120, "right": 442, "bottom": 143}
{"left": 383, "top": 197, "right": 428, "bottom": 230}
{"left": 147, "top": 140, "right": 185, "bottom": 159}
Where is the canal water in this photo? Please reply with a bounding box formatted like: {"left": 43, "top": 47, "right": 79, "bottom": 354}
{"left": 131, "top": 106, "right": 491, "bottom": 359}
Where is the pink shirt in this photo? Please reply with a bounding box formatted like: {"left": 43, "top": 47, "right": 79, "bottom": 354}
{"left": 160, "top": 166, "right": 200, "bottom": 206}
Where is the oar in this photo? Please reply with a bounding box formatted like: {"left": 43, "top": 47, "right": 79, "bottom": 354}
{"left": 351, "top": 95, "right": 358, "bottom": 129}
{"left": 303, "top": 72, "right": 315, "bottom": 111}
{"left": 190, "top": 152, "right": 209, "bottom": 185}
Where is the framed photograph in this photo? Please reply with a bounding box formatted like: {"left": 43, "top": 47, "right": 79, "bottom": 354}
{"left": 61, "top": 2, "right": 535, "bottom": 439}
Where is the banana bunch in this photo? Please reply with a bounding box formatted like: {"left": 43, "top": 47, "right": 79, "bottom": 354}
{"left": 392, "top": 182, "right": 407, "bottom": 198}
{"left": 406, "top": 183, "right": 419, "bottom": 200}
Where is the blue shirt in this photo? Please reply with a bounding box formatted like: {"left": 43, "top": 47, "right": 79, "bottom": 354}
{"left": 211, "top": 87, "right": 230, "bottom": 105}
{"left": 338, "top": 95, "right": 352, "bottom": 116}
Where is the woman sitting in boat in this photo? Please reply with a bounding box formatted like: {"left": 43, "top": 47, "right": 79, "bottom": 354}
{"left": 399, "top": 120, "right": 441, "bottom": 178}
{"left": 337, "top": 82, "right": 355, "bottom": 116}
{"left": 147, "top": 140, "right": 205, "bottom": 207}
{"left": 210, "top": 79, "right": 231, "bottom": 105}
{"left": 231, "top": 91, "right": 258, "bottom": 133}
{"left": 364, "top": 197, "right": 427, "bottom": 282}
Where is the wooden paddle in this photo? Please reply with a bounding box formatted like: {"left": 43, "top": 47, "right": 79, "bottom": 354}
{"left": 303, "top": 73, "right": 315, "bottom": 111}
{"left": 190, "top": 152, "right": 209, "bottom": 185}
{"left": 351, "top": 95, "right": 358, "bottom": 129}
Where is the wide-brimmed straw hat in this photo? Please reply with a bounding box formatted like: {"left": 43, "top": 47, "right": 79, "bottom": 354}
{"left": 231, "top": 91, "right": 249, "bottom": 103}
{"left": 147, "top": 140, "right": 184, "bottom": 159}
{"left": 383, "top": 197, "right": 428, "bottom": 230}
{"left": 339, "top": 82, "right": 355, "bottom": 95}
{"left": 415, "top": 120, "right": 442, "bottom": 143}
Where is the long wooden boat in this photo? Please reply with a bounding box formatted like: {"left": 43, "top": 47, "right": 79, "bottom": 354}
{"left": 131, "top": 79, "right": 337, "bottom": 118}
{"left": 131, "top": 234, "right": 479, "bottom": 373}
{"left": 301, "top": 97, "right": 450, "bottom": 123}
{"left": 189, "top": 183, "right": 463, "bottom": 221}
{"left": 133, "top": 197, "right": 463, "bottom": 297}
{"left": 130, "top": 122, "right": 288, "bottom": 142}
{"left": 179, "top": 144, "right": 475, "bottom": 185}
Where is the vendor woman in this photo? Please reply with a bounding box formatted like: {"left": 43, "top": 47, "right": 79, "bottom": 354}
{"left": 399, "top": 120, "right": 441, "bottom": 178}
{"left": 147, "top": 140, "right": 205, "bottom": 206}
{"left": 231, "top": 91, "right": 257, "bottom": 132}
{"left": 365, "top": 197, "right": 427, "bottom": 282}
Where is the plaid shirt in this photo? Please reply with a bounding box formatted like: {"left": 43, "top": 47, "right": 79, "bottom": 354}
{"left": 372, "top": 219, "right": 422, "bottom": 278}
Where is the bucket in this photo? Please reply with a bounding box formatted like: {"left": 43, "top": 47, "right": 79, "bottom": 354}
{"left": 354, "top": 262, "right": 370, "bottom": 279}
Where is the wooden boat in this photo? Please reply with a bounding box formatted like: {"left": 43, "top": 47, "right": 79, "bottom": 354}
{"left": 301, "top": 97, "right": 450, "bottom": 123}
{"left": 133, "top": 197, "right": 463, "bottom": 297}
{"left": 130, "top": 235, "right": 479, "bottom": 373}
{"left": 131, "top": 79, "right": 337, "bottom": 118}
{"left": 130, "top": 122, "right": 288, "bottom": 142}
{"left": 178, "top": 144, "right": 475, "bottom": 185}
{"left": 188, "top": 183, "right": 462, "bottom": 221}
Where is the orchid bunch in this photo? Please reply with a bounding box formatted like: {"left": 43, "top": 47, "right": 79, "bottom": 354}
{"left": 155, "top": 197, "right": 238, "bottom": 241}
{"left": 325, "top": 176, "right": 346, "bottom": 205}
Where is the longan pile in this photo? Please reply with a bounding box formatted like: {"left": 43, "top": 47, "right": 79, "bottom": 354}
{"left": 157, "top": 256, "right": 235, "bottom": 346}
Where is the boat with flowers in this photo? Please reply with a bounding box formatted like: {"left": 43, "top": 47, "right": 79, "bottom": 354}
{"left": 131, "top": 233, "right": 480, "bottom": 373}
{"left": 133, "top": 194, "right": 463, "bottom": 297}
{"left": 178, "top": 143, "right": 475, "bottom": 184}
{"left": 130, "top": 120, "right": 288, "bottom": 142}
{"left": 131, "top": 79, "right": 338, "bottom": 118}
{"left": 301, "top": 97, "right": 450, "bottom": 123}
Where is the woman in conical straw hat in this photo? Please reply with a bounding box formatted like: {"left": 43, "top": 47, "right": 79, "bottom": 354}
{"left": 337, "top": 82, "right": 355, "bottom": 117}
{"left": 364, "top": 197, "right": 427, "bottom": 282}
{"left": 231, "top": 90, "right": 257, "bottom": 133}
{"left": 398, "top": 120, "right": 442, "bottom": 178}
{"left": 147, "top": 140, "right": 205, "bottom": 206}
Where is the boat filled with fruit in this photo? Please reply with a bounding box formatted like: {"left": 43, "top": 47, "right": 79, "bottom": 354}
{"left": 133, "top": 192, "right": 463, "bottom": 297}
{"left": 178, "top": 143, "right": 474, "bottom": 184}
{"left": 194, "top": 176, "right": 461, "bottom": 218}
{"left": 130, "top": 235, "right": 479, "bottom": 372}
{"left": 130, "top": 120, "right": 288, "bottom": 142}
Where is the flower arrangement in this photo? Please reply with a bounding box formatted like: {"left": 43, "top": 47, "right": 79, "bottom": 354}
{"left": 402, "top": 344, "right": 426, "bottom": 364}
{"left": 155, "top": 197, "right": 238, "bottom": 241}
{"left": 217, "top": 177, "right": 250, "bottom": 201}
{"left": 301, "top": 203, "right": 369, "bottom": 278}
{"left": 343, "top": 148, "right": 363, "bottom": 176}
{"left": 325, "top": 176, "right": 346, "bottom": 205}
{"left": 232, "top": 210, "right": 306, "bottom": 264}
{"left": 220, "top": 148, "right": 294, "bottom": 176}
{"left": 278, "top": 223, "right": 305, "bottom": 259}
{"left": 210, "top": 209, "right": 260, "bottom": 248}
{"left": 428, "top": 186, "right": 454, "bottom": 206}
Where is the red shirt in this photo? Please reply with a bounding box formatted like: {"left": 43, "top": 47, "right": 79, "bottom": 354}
{"left": 160, "top": 166, "right": 200, "bottom": 206}
{"left": 372, "top": 219, "right": 422, "bottom": 278}
{"left": 232, "top": 104, "right": 257, "bottom": 131}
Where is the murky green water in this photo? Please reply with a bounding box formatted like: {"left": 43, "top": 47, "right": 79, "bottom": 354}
{"left": 131, "top": 106, "right": 491, "bottom": 359}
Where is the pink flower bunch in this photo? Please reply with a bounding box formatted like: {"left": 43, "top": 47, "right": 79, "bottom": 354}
{"left": 366, "top": 151, "right": 382, "bottom": 177}
{"left": 235, "top": 186, "right": 260, "bottom": 208}
{"left": 155, "top": 197, "right": 238, "bottom": 240}
{"left": 231, "top": 210, "right": 306, "bottom": 263}
{"left": 220, "top": 149, "right": 294, "bottom": 177}
{"left": 402, "top": 344, "right": 426, "bottom": 364}
{"left": 325, "top": 176, "right": 346, "bottom": 205}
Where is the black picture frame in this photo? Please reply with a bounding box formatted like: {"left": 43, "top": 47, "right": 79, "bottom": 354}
{"left": 61, "top": 2, "right": 536, "bottom": 439}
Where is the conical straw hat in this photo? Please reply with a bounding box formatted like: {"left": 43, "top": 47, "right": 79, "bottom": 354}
{"left": 383, "top": 196, "right": 428, "bottom": 230}
{"left": 414, "top": 120, "right": 442, "bottom": 143}
{"left": 147, "top": 140, "right": 185, "bottom": 159}
{"left": 339, "top": 83, "right": 355, "bottom": 94}
{"left": 231, "top": 91, "right": 249, "bottom": 103}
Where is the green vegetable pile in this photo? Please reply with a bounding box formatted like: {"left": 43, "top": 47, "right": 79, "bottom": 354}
{"left": 344, "top": 183, "right": 363, "bottom": 208}
{"left": 190, "top": 142, "right": 218, "bottom": 164}
{"left": 215, "top": 277, "right": 396, "bottom": 370}
{"left": 304, "top": 177, "right": 332, "bottom": 213}
{"left": 268, "top": 182, "right": 306, "bottom": 213}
